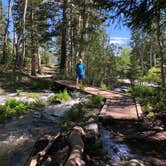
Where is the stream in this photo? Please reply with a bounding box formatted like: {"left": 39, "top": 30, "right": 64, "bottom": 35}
{"left": 0, "top": 91, "right": 89, "bottom": 166}
{"left": 0, "top": 90, "right": 147, "bottom": 166}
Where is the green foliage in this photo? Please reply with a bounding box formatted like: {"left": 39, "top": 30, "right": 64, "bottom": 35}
{"left": 130, "top": 86, "right": 155, "bottom": 98}
{"left": 116, "top": 48, "right": 131, "bottom": 78}
{"left": 28, "top": 93, "right": 38, "bottom": 99}
{"left": 49, "top": 89, "right": 70, "bottom": 103}
{"left": 84, "top": 32, "right": 117, "bottom": 86}
{"left": 88, "top": 94, "right": 105, "bottom": 107}
{"left": 0, "top": 98, "right": 31, "bottom": 122}
{"left": 16, "top": 89, "right": 23, "bottom": 96}
{"left": 130, "top": 86, "right": 166, "bottom": 112}
{"left": 0, "top": 98, "right": 46, "bottom": 123}
{"left": 100, "top": 82, "right": 109, "bottom": 90}
{"left": 147, "top": 111, "right": 154, "bottom": 119}
{"left": 143, "top": 67, "right": 161, "bottom": 83}
{"left": 61, "top": 103, "right": 86, "bottom": 130}
{"left": 31, "top": 99, "right": 45, "bottom": 109}
{"left": 42, "top": 51, "right": 51, "bottom": 65}
{"left": 127, "top": 54, "right": 142, "bottom": 85}
{"left": 30, "top": 80, "right": 53, "bottom": 90}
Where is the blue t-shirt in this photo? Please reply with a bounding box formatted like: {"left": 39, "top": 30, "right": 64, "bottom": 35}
{"left": 76, "top": 63, "right": 85, "bottom": 75}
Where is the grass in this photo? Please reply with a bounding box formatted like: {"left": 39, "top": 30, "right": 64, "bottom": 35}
{"left": 130, "top": 85, "right": 166, "bottom": 112}
{"left": 49, "top": 89, "right": 70, "bottom": 103}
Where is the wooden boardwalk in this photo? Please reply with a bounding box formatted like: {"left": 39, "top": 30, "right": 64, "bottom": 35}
{"left": 55, "top": 80, "right": 143, "bottom": 120}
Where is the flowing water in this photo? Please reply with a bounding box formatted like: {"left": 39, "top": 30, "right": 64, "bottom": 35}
{"left": 100, "top": 127, "right": 135, "bottom": 165}
{"left": 0, "top": 90, "right": 146, "bottom": 166}
{"left": 0, "top": 91, "right": 89, "bottom": 166}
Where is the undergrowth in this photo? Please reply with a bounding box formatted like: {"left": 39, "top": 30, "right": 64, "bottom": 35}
{"left": 88, "top": 94, "right": 105, "bottom": 107}
{"left": 49, "top": 89, "right": 70, "bottom": 103}
{"left": 130, "top": 86, "right": 166, "bottom": 118}
{"left": 60, "top": 103, "right": 86, "bottom": 130}
{"left": 0, "top": 98, "right": 44, "bottom": 123}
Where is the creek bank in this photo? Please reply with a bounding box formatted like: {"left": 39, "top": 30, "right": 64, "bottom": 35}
{"left": 27, "top": 94, "right": 157, "bottom": 166}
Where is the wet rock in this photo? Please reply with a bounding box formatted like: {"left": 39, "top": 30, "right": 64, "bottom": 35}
{"left": 33, "top": 112, "right": 41, "bottom": 119}
{"left": 153, "top": 126, "right": 164, "bottom": 131}
{"left": 112, "top": 159, "right": 145, "bottom": 166}
{"left": 87, "top": 117, "right": 96, "bottom": 123}
{"left": 151, "top": 158, "right": 166, "bottom": 166}
{"left": 50, "top": 100, "right": 61, "bottom": 105}
{"left": 123, "top": 159, "right": 145, "bottom": 166}
{"left": 85, "top": 123, "right": 99, "bottom": 135}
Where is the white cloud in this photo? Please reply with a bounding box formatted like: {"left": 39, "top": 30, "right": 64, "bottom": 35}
{"left": 109, "top": 37, "right": 129, "bottom": 45}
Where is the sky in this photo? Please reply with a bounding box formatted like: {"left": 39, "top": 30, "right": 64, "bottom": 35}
{"left": 3, "top": 0, "right": 131, "bottom": 47}
{"left": 105, "top": 18, "right": 131, "bottom": 47}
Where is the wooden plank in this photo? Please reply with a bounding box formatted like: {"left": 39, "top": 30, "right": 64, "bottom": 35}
{"left": 55, "top": 80, "right": 143, "bottom": 120}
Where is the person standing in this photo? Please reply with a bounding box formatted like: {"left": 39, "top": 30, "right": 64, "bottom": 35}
{"left": 76, "top": 59, "right": 85, "bottom": 87}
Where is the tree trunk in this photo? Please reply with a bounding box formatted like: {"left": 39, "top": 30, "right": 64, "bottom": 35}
{"left": 156, "top": 6, "right": 166, "bottom": 89}
{"left": 60, "top": 0, "right": 69, "bottom": 74}
{"left": 1, "top": 0, "right": 11, "bottom": 64}
{"left": 20, "top": 0, "right": 28, "bottom": 71}
{"left": 14, "top": 31, "right": 20, "bottom": 70}
{"left": 79, "top": 0, "right": 86, "bottom": 58}
{"left": 30, "top": 0, "right": 36, "bottom": 76}
{"left": 37, "top": 47, "right": 42, "bottom": 74}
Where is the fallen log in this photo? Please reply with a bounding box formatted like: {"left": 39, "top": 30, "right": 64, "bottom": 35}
{"left": 50, "top": 145, "right": 70, "bottom": 165}
{"left": 65, "top": 126, "right": 85, "bottom": 166}
{"left": 27, "top": 132, "right": 60, "bottom": 166}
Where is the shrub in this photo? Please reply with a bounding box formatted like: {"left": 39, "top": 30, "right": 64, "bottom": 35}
{"left": 147, "top": 111, "right": 154, "bottom": 119}
{"left": 130, "top": 86, "right": 155, "bottom": 98}
{"left": 143, "top": 67, "right": 161, "bottom": 83}
{"left": 49, "top": 89, "right": 70, "bottom": 103}
{"left": 100, "top": 82, "right": 109, "bottom": 91}
{"left": 0, "top": 98, "right": 31, "bottom": 123}
{"left": 89, "top": 94, "right": 105, "bottom": 107}
{"left": 130, "top": 86, "right": 166, "bottom": 112}
{"left": 28, "top": 93, "right": 38, "bottom": 99}
{"left": 16, "top": 89, "right": 23, "bottom": 96}
{"left": 31, "top": 99, "right": 45, "bottom": 109}
{"left": 0, "top": 97, "right": 49, "bottom": 123}
{"left": 30, "top": 80, "right": 53, "bottom": 90}
{"left": 61, "top": 103, "right": 86, "bottom": 130}
{"left": 5, "top": 98, "right": 19, "bottom": 108}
